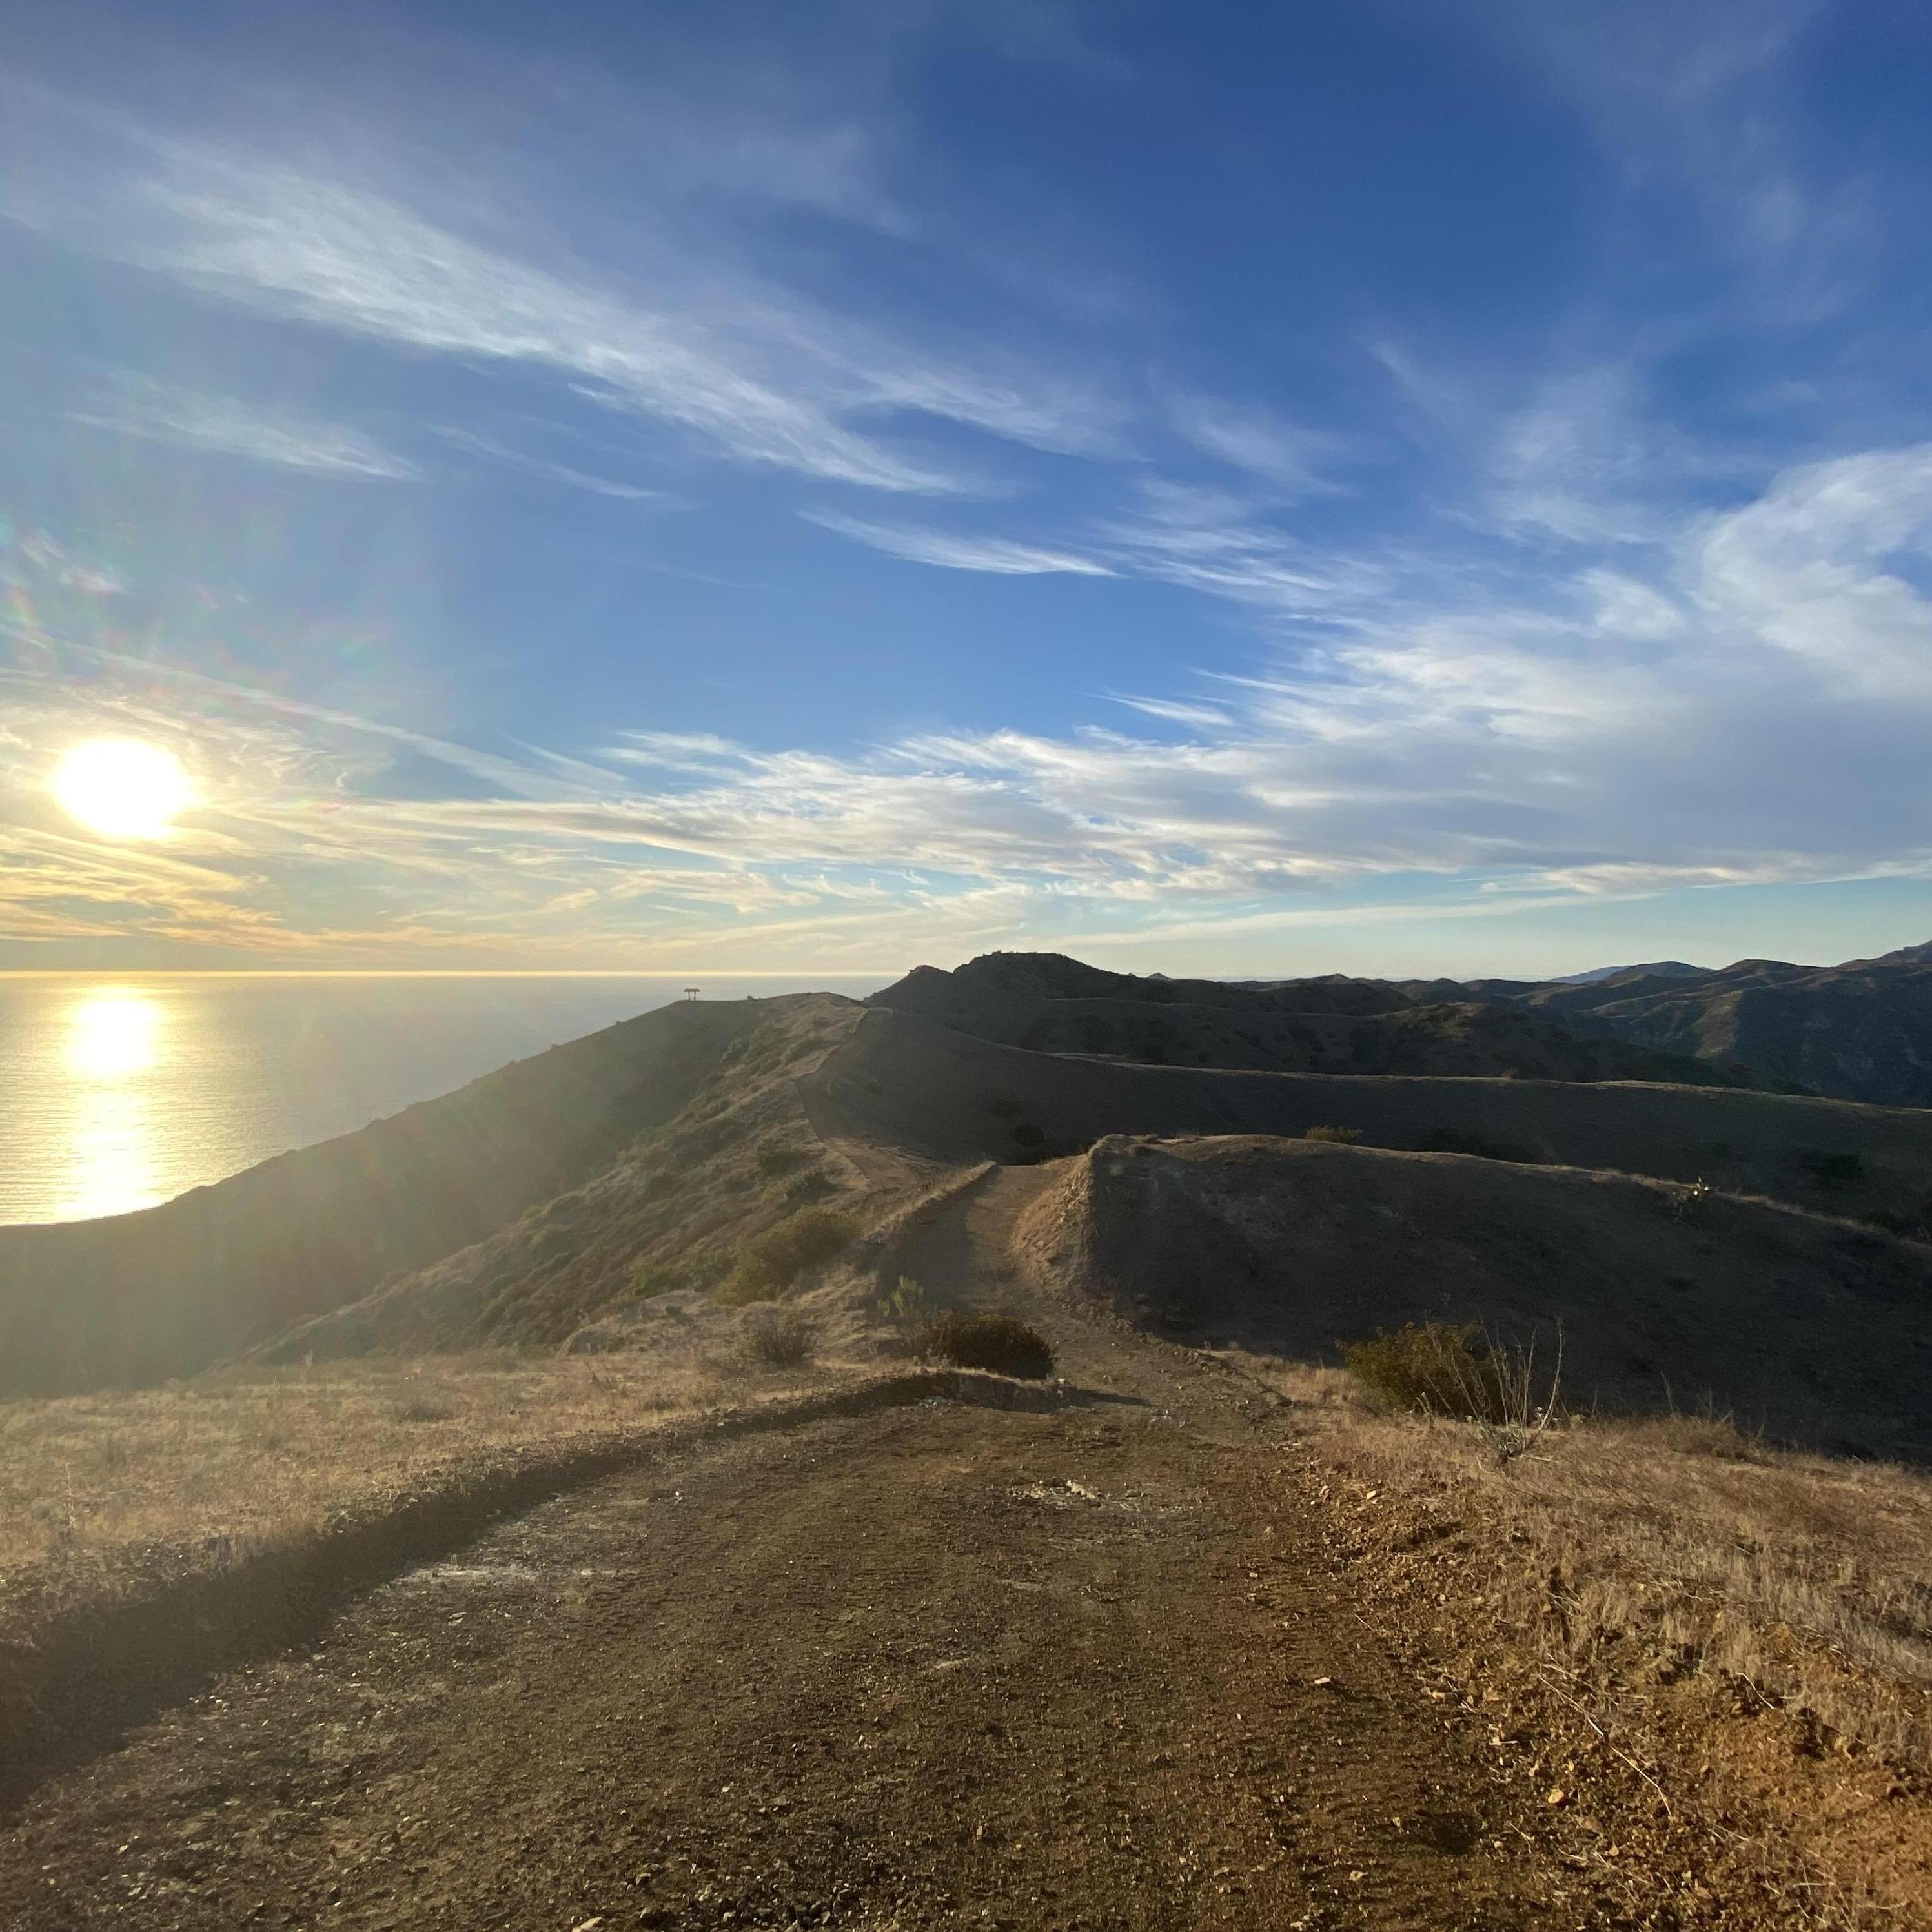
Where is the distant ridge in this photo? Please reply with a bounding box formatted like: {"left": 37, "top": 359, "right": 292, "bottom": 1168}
{"left": 1547, "top": 961, "right": 1704, "bottom": 986}
{"left": 872, "top": 952, "right": 1764, "bottom": 1086}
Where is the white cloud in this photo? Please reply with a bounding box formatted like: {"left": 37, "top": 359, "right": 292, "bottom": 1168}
{"left": 1165, "top": 392, "right": 1363, "bottom": 496}
{"left": 70, "top": 378, "right": 416, "bottom": 480}
{"left": 800, "top": 511, "right": 1112, "bottom": 575}
{"left": 432, "top": 427, "right": 671, "bottom": 501}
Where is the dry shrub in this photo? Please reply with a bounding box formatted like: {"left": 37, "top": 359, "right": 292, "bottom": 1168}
{"left": 716, "top": 1206, "right": 859, "bottom": 1305}
{"left": 1345, "top": 1320, "right": 1561, "bottom": 1464}
{"left": 1303, "top": 1124, "right": 1364, "bottom": 1144}
{"left": 1345, "top": 1321, "right": 1508, "bottom": 1420}
{"left": 926, "top": 1311, "right": 1055, "bottom": 1379}
{"left": 738, "top": 1305, "right": 817, "bottom": 1368}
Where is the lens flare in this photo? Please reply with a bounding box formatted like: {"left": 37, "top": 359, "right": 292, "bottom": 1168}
{"left": 52, "top": 739, "right": 193, "bottom": 840}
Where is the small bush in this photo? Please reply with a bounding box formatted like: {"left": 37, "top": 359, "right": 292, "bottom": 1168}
{"left": 881, "top": 1274, "right": 937, "bottom": 1334}
{"left": 627, "top": 1257, "right": 689, "bottom": 1300}
{"left": 1345, "top": 1321, "right": 1506, "bottom": 1421}
{"left": 756, "top": 1146, "right": 808, "bottom": 1179}
{"left": 738, "top": 1305, "right": 817, "bottom": 1368}
{"left": 1010, "top": 1121, "right": 1046, "bottom": 1149}
{"left": 926, "top": 1311, "right": 1055, "bottom": 1379}
{"left": 782, "top": 1170, "right": 835, "bottom": 1206}
{"left": 1343, "top": 1320, "right": 1561, "bottom": 1464}
{"left": 1303, "top": 1124, "right": 1364, "bottom": 1145}
{"left": 716, "top": 1206, "right": 859, "bottom": 1305}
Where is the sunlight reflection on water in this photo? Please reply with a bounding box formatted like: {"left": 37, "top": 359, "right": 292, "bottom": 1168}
{"left": 59, "top": 988, "right": 166, "bottom": 1219}
{"left": 0, "top": 974, "right": 886, "bottom": 1225}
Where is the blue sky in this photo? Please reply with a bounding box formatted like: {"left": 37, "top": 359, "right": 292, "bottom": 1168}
{"left": 4, "top": 0, "right": 1932, "bottom": 976}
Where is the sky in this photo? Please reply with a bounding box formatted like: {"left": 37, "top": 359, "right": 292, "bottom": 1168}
{"left": 4, "top": 0, "right": 1932, "bottom": 979}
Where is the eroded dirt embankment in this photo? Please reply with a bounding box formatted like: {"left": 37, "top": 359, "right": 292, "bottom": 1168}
{"left": 1016, "top": 1133, "right": 1932, "bottom": 1457}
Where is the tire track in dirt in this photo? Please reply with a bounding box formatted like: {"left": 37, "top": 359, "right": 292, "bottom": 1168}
{"left": 0, "top": 1166, "right": 1625, "bottom": 1929}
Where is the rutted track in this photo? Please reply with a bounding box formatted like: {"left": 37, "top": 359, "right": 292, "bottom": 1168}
{"left": 0, "top": 1371, "right": 1057, "bottom": 1820}
{"left": 2, "top": 1177, "right": 1636, "bottom": 1929}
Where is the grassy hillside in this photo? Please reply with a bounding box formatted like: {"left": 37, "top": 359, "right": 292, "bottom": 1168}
{"left": 1019, "top": 1134, "right": 1932, "bottom": 1458}
{"left": 263, "top": 994, "right": 888, "bottom": 1361}
{"left": 0, "top": 997, "right": 782, "bottom": 1395}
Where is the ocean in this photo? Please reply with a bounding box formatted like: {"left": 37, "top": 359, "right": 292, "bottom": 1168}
{"left": 0, "top": 974, "right": 886, "bottom": 1226}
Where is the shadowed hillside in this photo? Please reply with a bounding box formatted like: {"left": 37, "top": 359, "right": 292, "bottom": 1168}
{"left": 826, "top": 1004, "right": 1932, "bottom": 1226}
{"left": 0, "top": 997, "right": 784, "bottom": 1394}
{"left": 873, "top": 954, "right": 1763, "bottom": 1086}
{"left": 1408, "top": 941, "right": 1932, "bottom": 1106}
{"left": 1017, "top": 1134, "right": 1932, "bottom": 1458}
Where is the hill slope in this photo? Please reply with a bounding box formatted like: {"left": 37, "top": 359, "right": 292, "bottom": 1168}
{"left": 828, "top": 1004, "right": 1932, "bottom": 1226}
{"left": 1019, "top": 1134, "right": 1932, "bottom": 1457}
{"left": 0, "top": 997, "right": 788, "bottom": 1394}
{"left": 873, "top": 955, "right": 1762, "bottom": 1086}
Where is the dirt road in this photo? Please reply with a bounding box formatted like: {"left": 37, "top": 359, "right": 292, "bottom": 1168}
{"left": 0, "top": 1172, "right": 1622, "bottom": 1930}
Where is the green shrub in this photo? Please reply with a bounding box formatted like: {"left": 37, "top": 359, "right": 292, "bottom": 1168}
{"left": 881, "top": 1274, "right": 937, "bottom": 1332}
{"left": 1343, "top": 1321, "right": 1563, "bottom": 1464}
{"left": 782, "top": 1170, "right": 835, "bottom": 1206}
{"left": 926, "top": 1310, "right": 1055, "bottom": 1379}
{"left": 738, "top": 1305, "right": 817, "bottom": 1368}
{"left": 715, "top": 1206, "right": 859, "bottom": 1305}
{"left": 1303, "top": 1124, "right": 1363, "bottom": 1145}
{"left": 627, "top": 1256, "right": 689, "bottom": 1299}
{"left": 1343, "top": 1321, "right": 1509, "bottom": 1422}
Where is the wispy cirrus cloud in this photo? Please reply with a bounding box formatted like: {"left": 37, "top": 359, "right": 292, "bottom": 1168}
{"left": 70, "top": 375, "right": 416, "bottom": 480}
{"left": 431, "top": 427, "right": 673, "bottom": 502}
{"left": 6, "top": 438, "right": 1932, "bottom": 967}
{"left": 1164, "top": 392, "right": 1366, "bottom": 498}
{"left": 799, "top": 510, "right": 1112, "bottom": 575}
{"left": 2, "top": 82, "right": 1123, "bottom": 499}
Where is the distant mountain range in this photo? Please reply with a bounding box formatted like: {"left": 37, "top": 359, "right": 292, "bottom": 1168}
{"left": 907, "top": 942, "right": 1932, "bottom": 1105}
{"left": 1411, "top": 941, "right": 1932, "bottom": 1107}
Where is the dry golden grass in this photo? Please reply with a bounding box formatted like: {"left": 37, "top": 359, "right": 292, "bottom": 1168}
{"left": 0, "top": 1350, "right": 824, "bottom": 1640}
{"left": 1235, "top": 1358, "right": 1932, "bottom": 1927}
{"left": 1257, "top": 1360, "right": 1932, "bottom": 1769}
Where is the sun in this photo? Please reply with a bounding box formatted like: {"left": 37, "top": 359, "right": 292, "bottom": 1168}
{"left": 52, "top": 740, "right": 194, "bottom": 841}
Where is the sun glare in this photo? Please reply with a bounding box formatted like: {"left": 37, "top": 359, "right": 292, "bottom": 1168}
{"left": 65, "top": 988, "right": 162, "bottom": 1081}
{"left": 52, "top": 739, "right": 194, "bottom": 840}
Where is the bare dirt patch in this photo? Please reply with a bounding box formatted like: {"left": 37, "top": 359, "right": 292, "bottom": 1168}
{"left": 0, "top": 1390, "right": 1633, "bottom": 1931}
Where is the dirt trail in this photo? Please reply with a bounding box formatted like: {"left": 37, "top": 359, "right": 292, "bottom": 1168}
{"left": 1, "top": 1168, "right": 1629, "bottom": 1930}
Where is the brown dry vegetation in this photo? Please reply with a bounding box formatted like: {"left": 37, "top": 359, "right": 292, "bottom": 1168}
{"left": 0, "top": 1349, "right": 828, "bottom": 1648}
{"left": 1246, "top": 1357, "right": 1932, "bottom": 1922}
